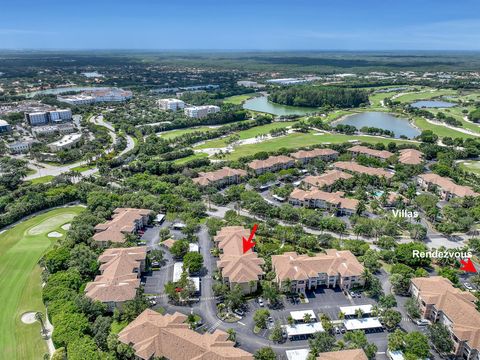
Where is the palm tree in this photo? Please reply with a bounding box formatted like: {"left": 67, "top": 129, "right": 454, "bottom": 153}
{"left": 35, "top": 312, "right": 47, "bottom": 336}
{"left": 303, "top": 313, "right": 312, "bottom": 323}
{"left": 226, "top": 328, "right": 236, "bottom": 343}
{"left": 287, "top": 315, "right": 294, "bottom": 326}
{"left": 282, "top": 278, "right": 292, "bottom": 294}
{"left": 338, "top": 311, "right": 345, "bottom": 320}
{"left": 355, "top": 308, "right": 364, "bottom": 319}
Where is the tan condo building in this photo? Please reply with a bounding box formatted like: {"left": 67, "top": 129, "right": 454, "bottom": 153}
{"left": 410, "top": 276, "right": 480, "bottom": 360}
{"left": 290, "top": 148, "right": 339, "bottom": 164}
{"left": 333, "top": 161, "right": 394, "bottom": 179}
{"left": 214, "top": 226, "right": 264, "bottom": 294}
{"left": 85, "top": 246, "right": 147, "bottom": 310}
{"left": 398, "top": 148, "right": 424, "bottom": 165}
{"left": 348, "top": 145, "right": 393, "bottom": 160}
{"left": 317, "top": 349, "right": 368, "bottom": 360}
{"left": 118, "top": 310, "right": 253, "bottom": 360}
{"left": 418, "top": 173, "right": 478, "bottom": 200}
{"left": 192, "top": 167, "right": 247, "bottom": 187}
{"left": 302, "top": 170, "right": 353, "bottom": 190}
{"left": 289, "top": 188, "right": 359, "bottom": 216}
{"left": 93, "top": 208, "right": 152, "bottom": 246}
{"left": 248, "top": 155, "right": 295, "bottom": 175}
{"left": 272, "top": 250, "right": 364, "bottom": 293}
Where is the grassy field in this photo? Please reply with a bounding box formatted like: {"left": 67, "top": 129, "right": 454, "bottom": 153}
{"left": 0, "top": 206, "right": 84, "bottom": 360}
{"left": 28, "top": 175, "right": 55, "bottom": 185}
{"left": 413, "top": 116, "right": 476, "bottom": 139}
{"left": 223, "top": 94, "right": 255, "bottom": 105}
{"left": 368, "top": 91, "right": 399, "bottom": 107}
{"left": 158, "top": 126, "right": 218, "bottom": 140}
{"left": 458, "top": 160, "right": 480, "bottom": 175}
{"left": 195, "top": 121, "right": 297, "bottom": 149}
{"left": 173, "top": 152, "right": 209, "bottom": 164}
{"left": 218, "top": 131, "right": 415, "bottom": 160}
{"left": 427, "top": 106, "right": 480, "bottom": 135}
{"left": 394, "top": 89, "right": 458, "bottom": 103}
{"left": 70, "top": 164, "right": 96, "bottom": 172}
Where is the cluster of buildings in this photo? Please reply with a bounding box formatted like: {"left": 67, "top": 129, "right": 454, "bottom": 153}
{"left": 410, "top": 276, "right": 480, "bottom": 359}
{"left": 25, "top": 109, "right": 72, "bottom": 126}
{"left": 214, "top": 226, "right": 265, "bottom": 294}
{"left": 192, "top": 166, "right": 247, "bottom": 187}
{"left": 333, "top": 161, "right": 394, "bottom": 179}
{"left": 289, "top": 188, "right": 359, "bottom": 216}
{"left": 157, "top": 98, "right": 185, "bottom": 111}
{"left": 47, "top": 133, "right": 82, "bottom": 152}
{"left": 248, "top": 155, "right": 296, "bottom": 175}
{"left": 93, "top": 208, "right": 152, "bottom": 247}
{"left": 272, "top": 250, "right": 365, "bottom": 293}
{"left": 57, "top": 88, "right": 133, "bottom": 105}
{"left": 348, "top": 145, "right": 424, "bottom": 166}
{"left": 302, "top": 170, "right": 353, "bottom": 190}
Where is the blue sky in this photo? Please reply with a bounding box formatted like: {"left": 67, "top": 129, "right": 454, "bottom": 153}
{"left": 1, "top": 0, "right": 480, "bottom": 50}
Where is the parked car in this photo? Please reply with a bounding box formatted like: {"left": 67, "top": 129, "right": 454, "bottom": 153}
{"left": 258, "top": 297, "right": 265, "bottom": 307}
{"left": 234, "top": 309, "right": 245, "bottom": 317}
{"left": 335, "top": 327, "right": 341, "bottom": 334}
{"left": 415, "top": 319, "right": 429, "bottom": 326}
{"left": 464, "top": 282, "right": 474, "bottom": 291}
{"left": 151, "top": 261, "right": 160, "bottom": 267}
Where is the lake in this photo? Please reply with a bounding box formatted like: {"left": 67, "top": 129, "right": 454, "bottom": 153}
{"left": 335, "top": 112, "right": 420, "bottom": 139}
{"left": 411, "top": 100, "right": 456, "bottom": 108}
{"left": 243, "top": 95, "right": 317, "bottom": 116}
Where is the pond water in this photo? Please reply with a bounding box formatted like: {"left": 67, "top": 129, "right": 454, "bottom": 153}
{"left": 411, "top": 100, "right": 456, "bottom": 108}
{"left": 335, "top": 112, "right": 420, "bottom": 139}
{"left": 243, "top": 95, "right": 317, "bottom": 116}
{"left": 25, "top": 86, "right": 112, "bottom": 98}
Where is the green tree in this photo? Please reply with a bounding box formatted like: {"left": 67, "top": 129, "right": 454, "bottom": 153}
{"left": 254, "top": 347, "right": 277, "bottom": 360}
{"left": 183, "top": 252, "right": 204, "bottom": 274}
{"left": 428, "top": 323, "right": 454, "bottom": 355}
{"left": 388, "top": 329, "right": 406, "bottom": 351}
{"left": 379, "top": 294, "right": 397, "bottom": 309}
{"left": 66, "top": 336, "right": 101, "bottom": 360}
{"left": 308, "top": 332, "right": 336, "bottom": 357}
{"left": 405, "top": 331, "right": 430, "bottom": 359}
{"left": 52, "top": 312, "right": 90, "bottom": 348}
{"left": 382, "top": 309, "right": 402, "bottom": 330}
{"left": 226, "top": 328, "right": 236, "bottom": 343}
{"left": 170, "top": 240, "right": 189, "bottom": 258}
{"left": 269, "top": 321, "right": 283, "bottom": 342}
{"left": 404, "top": 298, "right": 421, "bottom": 319}
{"left": 92, "top": 315, "right": 112, "bottom": 351}
{"left": 254, "top": 309, "right": 270, "bottom": 329}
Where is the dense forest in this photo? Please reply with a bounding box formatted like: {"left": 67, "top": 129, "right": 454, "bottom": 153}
{"left": 268, "top": 85, "right": 369, "bottom": 108}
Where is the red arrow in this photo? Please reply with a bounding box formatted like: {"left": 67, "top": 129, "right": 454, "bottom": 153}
{"left": 460, "top": 258, "right": 477, "bottom": 273}
{"left": 242, "top": 224, "right": 258, "bottom": 254}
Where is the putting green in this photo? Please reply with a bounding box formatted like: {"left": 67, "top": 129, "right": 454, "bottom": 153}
{"left": 0, "top": 206, "right": 84, "bottom": 360}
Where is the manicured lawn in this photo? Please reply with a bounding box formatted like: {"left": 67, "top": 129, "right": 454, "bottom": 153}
{"left": 368, "top": 91, "right": 399, "bottom": 107}
{"left": 458, "top": 160, "right": 480, "bottom": 175}
{"left": 0, "top": 206, "right": 84, "bottom": 360}
{"left": 223, "top": 94, "right": 255, "bottom": 105}
{"left": 28, "top": 175, "right": 55, "bottom": 185}
{"left": 71, "top": 164, "right": 95, "bottom": 172}
{"left": 158, "top": 126, "right": 218, "bottom": 140}
{"left": 195, "top": 121, "right": 297, "bottom": 149}
{"left": 173, "top": 152, "right": 208, "bottom": 164}
{"left": 394, "top": 89, "right": 457, "bottom": 103}
{"left": 427, "top": 106, "right": 480, "bottom": 135}
{"left": 413, "top": 117, "right": 476, "bottom": 139}
{"left": 219, "top": 131, "right": 415, "bottom": 160}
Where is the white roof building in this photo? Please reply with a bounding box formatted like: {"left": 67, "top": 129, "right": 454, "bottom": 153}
{"left": 172, "top": 262, "right": 200, "bottom": 292}
{"left": 344, "top": 317, "right": 382, "bottom": 331}
{"left": 188, "top": 243, "right": 199, "bottom": 252}
{"left": 290, "top": 310, "right": 316, "bottom": 322}
{"left": 339, "top": 305, "right": 373, "bottom": 317}
{"left": 282, "top": 322, "right": 324, "bottom": 337}
{"left": 47, "top": 133, "right": 82, "bottom": 152}
{"left": 285, "top": 349, "right": 310, "bottom": 360}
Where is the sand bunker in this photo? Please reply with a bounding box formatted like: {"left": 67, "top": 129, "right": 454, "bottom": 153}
{"left": 61, "top": 223, "right": 71, "bottom": 230}
{"left": 21, "top": 312, "right": 37, "bottom": 324}
{"left": 47, "top": 231, "right": 63, "bottom": 238}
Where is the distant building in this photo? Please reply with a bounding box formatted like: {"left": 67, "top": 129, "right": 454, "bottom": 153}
{"left": 237, "top": 80, "right": 265, "bottom": 88}
{"left": 7, "top": 140, "right": 34, "bottom": 154}
{"left": 0, "top": 119, "right": 12, "bottom": 133}
{"left": 248, "top": 155, "right": 295, "bottom": 175}
{"left": 272, "top": 250, "right": 364, "bottom": 293}
{"left": 32, "top": 123, "right": 75, "bottom": 137}
{"left": 291, "top": 148, "right": 339, "bottom": 164}
{"left": 302, "top": 170, "right": 353, "bottom": 190}
{"left": 157, "top": 98, "right": 185, "bottom": 111}
{"left": 289, "top": 188, "right": 359, "bottom": 216}
{"left": 418, "top": 173, "right": 478, "bottom": 200}
{"left": 57, "top": 94, "right": 95, "bottom": 105}
{"left": 333, "top": 161, "right": 394, "bottom": 179}
{"left": 317, "top": 349, "right": 368, "bottom": 360}
{"left": 47, "top": 133, "right": 82, "bottom": 152}
{"left": 57, "top": 88, "right": 132, "bottom": 104}
{"left": 266, "top": 78, "right": 307, "bottom": 85}
{"left": 398, "top": 148, "right": 424, "bottom": 165}
{"left": 184, "top": 105, "right": 220, "bottom": 118}
{"left": 348, "top": 145, "right": 393, "bottom": 160}
{"left": 25, "top": 109, "right": 72, "bottom": 126}
{"left": 192, "top": 167, "right": 247, "bottom": 187}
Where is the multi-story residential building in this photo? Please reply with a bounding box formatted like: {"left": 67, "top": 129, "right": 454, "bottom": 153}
{"left": 272, "top": 250, "right": 364, "bottom": 293}
{"left": 248, "top": 155, "right": 295, "bottom": 175}
{"left": 290, "top": 148, "right": 339, "bottom": 164}
{"left": 93, "top": 208, "right": 152, "bottom": 246}
{"left": 214, "top": 226, "right": 264, "bottom": 294}
{"left": 184, "top": 105, "right": 220, "bottom": 118}
{"left": 418, "top": 173, "right": 478, "bottom": 200}
{"left": 118, "top": 310, "right": 253, "bottom": 360}
{"left": 192, "top": 167, "right": 247, "bottom": 187}
{"left": 0, "top": 119, "right": 12, "bottom": 133}
{"left": 84, "top": 247, "right": 147, "bottom": 310}
{"left": 398, "top": 148, "right": 424, "bottom": 165}
{"left": 47, "top": 133, "right": 82, "bottom": 152}
{"left": 410, "top": 276, "right": 480, "bottom": 360}
{"left": 289, "top": 188, "right": 359, "bottom": 216}
{"left": 348, "top": 145, "right": 393, "bottom": 160}
{"left": 333, "top": 161, "right": 394, "bottom": 179}
{"left": 302, "top": 170, "right": 353, "bottom": 190}
{"left": 157, "top": 98, "right": 185, "bottom": 111}
{"left": 25, "top": 109, "right": 72, "bottom": 126}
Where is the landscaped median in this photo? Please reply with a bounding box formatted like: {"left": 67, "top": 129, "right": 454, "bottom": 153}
{"left": 0, "top": 206, "right": 84, "bottom": 360}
